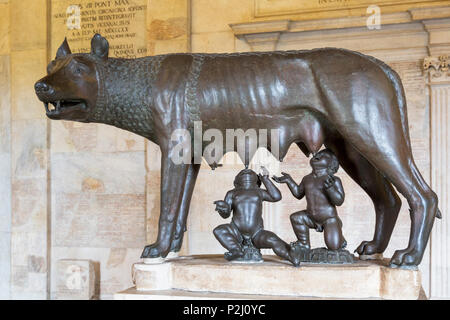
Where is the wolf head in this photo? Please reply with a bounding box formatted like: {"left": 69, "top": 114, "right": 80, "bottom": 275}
{"left": 34, "top": 34, "right": 109, "bottom": 122}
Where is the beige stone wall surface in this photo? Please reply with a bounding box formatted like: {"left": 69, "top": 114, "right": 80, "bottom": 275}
{"left": 8, "top": 0, "right": 49, "bottom": 300}
{"left": 0, "top": 0, "right": 11, "bottom": 299}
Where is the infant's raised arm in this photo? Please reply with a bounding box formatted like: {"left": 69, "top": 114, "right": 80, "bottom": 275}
{"left": 260, "top": 175, "right": 282, "bottom": 202}
{"left": 273, "top": 173, "right": 305, "bottom": 200}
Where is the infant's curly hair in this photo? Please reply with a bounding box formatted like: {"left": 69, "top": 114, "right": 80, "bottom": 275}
{"left": 318, "top": 149, "right": 339, "bottom": 174}
{"left": 234, "top": 169, "right": 261, "bottom": 188}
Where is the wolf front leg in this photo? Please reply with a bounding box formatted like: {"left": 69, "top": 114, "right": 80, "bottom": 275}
{"left": 169, "top": 163, "right": 201, "bottom": 253}
{"left": 141, "top": 150, "right": 191, "bottom": 259}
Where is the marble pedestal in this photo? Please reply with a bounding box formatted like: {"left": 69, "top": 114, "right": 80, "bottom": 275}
{"left": 114, "top": 255, "right": 423, "bottom": 300}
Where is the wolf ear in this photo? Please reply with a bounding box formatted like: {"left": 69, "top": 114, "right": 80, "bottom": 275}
{"left": 56, "top": 37, "right": 72, "bottom": 59}
{"left": 91, "top": 34, "right": 109, "bottom": 59}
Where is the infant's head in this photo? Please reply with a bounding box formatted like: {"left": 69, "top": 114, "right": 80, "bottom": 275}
{"left": 234, "top": 169, "right": 261, "bottom": 188}
{"left": 310, "top": 149, "right": 339, "bottom": 174}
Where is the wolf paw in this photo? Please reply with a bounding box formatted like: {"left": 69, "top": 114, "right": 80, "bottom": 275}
{"left": 389, "top": 248, "right": 421, "bottom": 269}
{"left": 355, "top": 240, "right": 382, "bottom": 256}
{"left": 141, "top": 241, "right": 171, "bottom": 259}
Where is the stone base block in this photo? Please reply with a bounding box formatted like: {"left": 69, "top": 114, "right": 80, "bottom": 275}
{"left": 114, "top": 287, "right": 348, "bottom": 300}
{"left": 55, "top": 259, "right": 96, "bottom": 300}
{"left": 118, "top": 255, "right": 422, "bottom": 300}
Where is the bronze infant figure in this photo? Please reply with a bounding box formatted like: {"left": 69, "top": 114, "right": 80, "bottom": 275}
{"left": 274, "top": 149, "right": 346, "bottom": 251}
{"left": 213, "top": 167, "right": 300, "bottom": 266}
{"left": 275, "top": 149, "right": 354, "bottom": 264}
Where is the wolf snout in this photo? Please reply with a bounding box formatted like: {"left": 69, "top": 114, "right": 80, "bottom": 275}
{"left": 35, "top": 81, "right": 50, "bottom": 92}
{"left": 34, "top": 81, "right": 55, "bottom": 98}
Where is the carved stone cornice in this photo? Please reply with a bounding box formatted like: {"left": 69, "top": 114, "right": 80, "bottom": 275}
{"left": 230, "top": 20, "right": 289, "bottom": 37}
{"left": 230, "top": 5, "right": 450, "bottom": 53}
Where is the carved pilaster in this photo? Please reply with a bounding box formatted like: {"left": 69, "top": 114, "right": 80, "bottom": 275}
{"left": 243, "top": 32, "right": 282, "bottom": 52}
{"left": 230, "top": 20, "right": 288, "bottom": 52}
{"left": 424, "top": 55, "right": 450, "bottom": 298}
{"left": 423, "top": 55, "right": 450, "bottom": 79}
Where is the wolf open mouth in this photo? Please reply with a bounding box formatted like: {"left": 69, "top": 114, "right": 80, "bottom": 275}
{"left": 44, "top": 100, "right": 87, "bottom": 116}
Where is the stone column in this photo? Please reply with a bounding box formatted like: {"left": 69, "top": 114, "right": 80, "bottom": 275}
{"left": 421, "top": 16, "right": 450, "bottom": 299}
{"left": 424, "top": 55, "right": 450, "bottom": 299}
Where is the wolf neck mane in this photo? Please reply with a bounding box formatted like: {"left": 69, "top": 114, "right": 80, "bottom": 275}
{"left": 90, "top": 56, "right": 159, "bottom": 142}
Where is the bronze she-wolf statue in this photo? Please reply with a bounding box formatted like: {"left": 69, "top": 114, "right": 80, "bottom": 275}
{"left": 35, "top": 34, "right": 440, "bottom": 268}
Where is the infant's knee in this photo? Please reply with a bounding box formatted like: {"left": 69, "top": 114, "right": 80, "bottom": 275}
{"left": 290, "top": 211, "right": 307, "bottom": 225}
{"left": 213, "top": 224, "right": 228, "bottom": 238}
{"left": 252, "top": 230, "right": 281, "bottom": 249}
{"left": 324, "top": 218, "right": 345, "bottom": 250}
{"left": 326, "top": 239, "right": 344, "bottom": 251}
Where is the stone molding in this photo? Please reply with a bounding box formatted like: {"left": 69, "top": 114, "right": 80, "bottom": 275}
{"left": 253, "top": 1, "right": 449, "bottom": 19}
{"left": 229, "top": 5, "right": 450, "bottom": 53}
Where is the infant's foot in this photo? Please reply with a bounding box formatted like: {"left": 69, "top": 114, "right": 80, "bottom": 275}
{"left": 224, "top": 250, "right": 244, "bottom": 261}
{"left": 290, "top": 241, "right": 311, "bottom": 251}
{"left": 290, "top": 241, "right": 311, "bottom": 264}
{"left": 288, "top": 247, "right": 301, "bottom": 267}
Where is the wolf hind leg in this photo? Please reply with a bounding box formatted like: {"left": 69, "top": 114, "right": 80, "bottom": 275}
{"left": 325, "top": 137, "right": 402, "bottom": 257}
{"left": 327, "top": 116, "right": 438, "bottom": 267}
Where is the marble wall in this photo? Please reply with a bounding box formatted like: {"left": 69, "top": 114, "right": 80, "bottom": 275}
{"left": 0, "top": 0, "right": 11, "bottom": 300}
{"left": 8, "top": 0, "right": 49, "bottom": 300}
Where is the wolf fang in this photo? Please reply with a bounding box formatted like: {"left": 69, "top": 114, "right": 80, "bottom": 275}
{"left": 183, "top": 304, "right": 218, "bottom": 317}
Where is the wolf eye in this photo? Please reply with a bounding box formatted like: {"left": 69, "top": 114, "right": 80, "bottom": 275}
{"left": 71, "top": 63, "right": 85, "bottom": 75}
{"left": 70, "top": 59, "right": 89, "bottom": 75}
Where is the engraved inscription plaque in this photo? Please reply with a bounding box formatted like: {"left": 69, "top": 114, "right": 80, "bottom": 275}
{"left": 51, "top": 0, "right": 147, "bottom": 58}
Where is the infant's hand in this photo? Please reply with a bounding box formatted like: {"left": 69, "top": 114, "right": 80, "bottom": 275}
{"left": 272, "top": 172, "right": 292, "bottom": 183}
{"left": 214, "top": 200, "right": 229, "bottom": 213}
{"left": 260, "top": 166, "right": 270, "bottom": 177}
{"left": 324, "top": 174, "right": 335, "bottom": 189}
